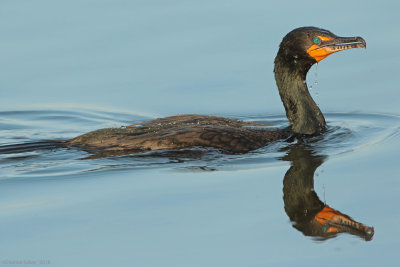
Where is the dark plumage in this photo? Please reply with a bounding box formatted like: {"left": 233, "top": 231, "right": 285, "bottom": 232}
{"left": 68, "top": 27, "right": 366, "bottom": 155}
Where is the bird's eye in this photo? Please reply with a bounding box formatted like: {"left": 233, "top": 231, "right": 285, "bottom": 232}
{"left": 313, "top": 37, "right": 321, "bottom": 45}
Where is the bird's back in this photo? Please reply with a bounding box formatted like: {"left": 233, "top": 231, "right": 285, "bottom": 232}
{"left": 68, "top": 115, "right": 290, "bottom": 155}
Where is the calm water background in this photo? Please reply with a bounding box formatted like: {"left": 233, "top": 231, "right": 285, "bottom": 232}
{"left": 1, "top": 0, "right": 400, "bottom": 266}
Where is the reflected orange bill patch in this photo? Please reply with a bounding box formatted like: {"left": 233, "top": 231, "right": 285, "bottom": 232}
{"left": 315, "top": 206, "right": 343, "bottom": 233}
{"left": 315, "top": 206, "right": 344, "bottom": 223}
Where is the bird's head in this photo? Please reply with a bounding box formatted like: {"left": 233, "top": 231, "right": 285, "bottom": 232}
{"left": 277, "top": 27, "right": 366, "bottom": 72}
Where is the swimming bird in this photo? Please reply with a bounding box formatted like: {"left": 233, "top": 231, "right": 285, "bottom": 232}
{"left": 68, "top": 27, "right": 366, "bottom": 155}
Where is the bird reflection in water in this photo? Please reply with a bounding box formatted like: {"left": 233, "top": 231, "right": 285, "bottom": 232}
{"left": 280, "top": 142, "right": 374, "bottom": 241}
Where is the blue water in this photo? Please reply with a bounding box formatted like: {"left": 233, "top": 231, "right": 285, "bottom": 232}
{"left": 1, "top": 0, "right": 400, "bottom": 266}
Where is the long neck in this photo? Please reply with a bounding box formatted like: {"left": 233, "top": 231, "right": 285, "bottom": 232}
{"left": 274, "top": 53, "right": 326, "bottom": 135}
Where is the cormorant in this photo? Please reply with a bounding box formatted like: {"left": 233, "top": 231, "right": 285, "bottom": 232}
{"left": 68, "top": 27, "right": 366, "bottom": 155}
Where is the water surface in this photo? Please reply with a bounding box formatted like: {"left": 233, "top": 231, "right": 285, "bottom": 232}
{"left": 1, "top": 0, "right": 400, "bottom": 266}
{"left": 1, "top": 109, "right": 400, "bottom": 266}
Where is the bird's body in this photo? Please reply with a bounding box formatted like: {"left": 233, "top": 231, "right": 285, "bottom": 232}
{"left": 68, "top": 27, "right": 366, "bottom": 155}
{"left": 68, "top": 114, "right": 290, "bottom": 155}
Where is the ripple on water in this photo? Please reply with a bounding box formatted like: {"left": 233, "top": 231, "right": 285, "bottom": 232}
{"left": 1, "top": 108, "right": 400, "bottom": 178}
